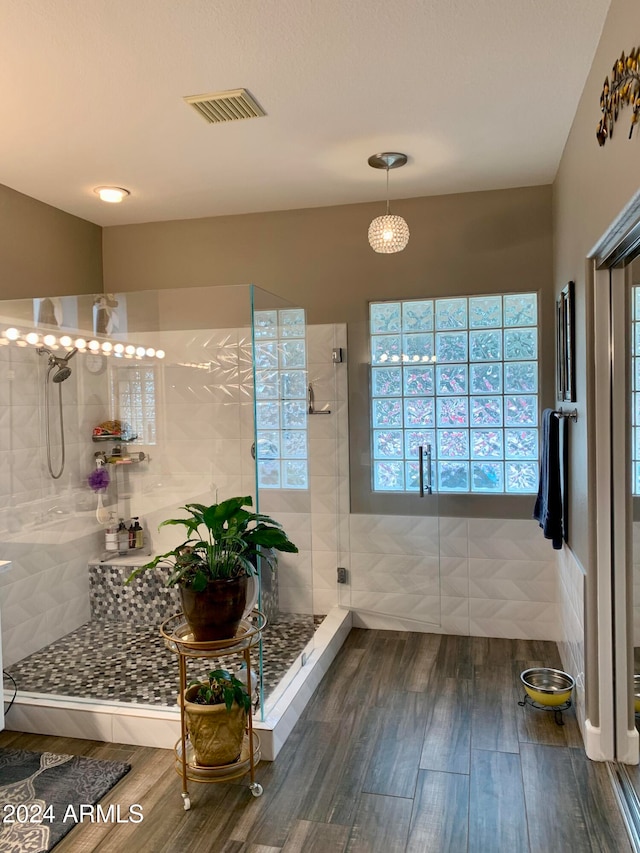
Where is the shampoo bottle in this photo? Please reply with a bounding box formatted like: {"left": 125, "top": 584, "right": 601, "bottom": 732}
{"left": 117, "top": 519, "right": 128, "bottom": 552}
{"left": 105, "top": 513, "right": 118, "bottom": 552}
{"left": 133, "top": 518, "right": 143, "bottom": 549}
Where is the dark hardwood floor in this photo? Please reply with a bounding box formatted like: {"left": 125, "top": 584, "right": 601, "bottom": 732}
{"left": 0, "top": 630, "right": 631, "bottom": 852}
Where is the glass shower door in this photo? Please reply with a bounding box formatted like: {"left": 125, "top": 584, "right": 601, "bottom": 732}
{"left": 339, "top": 303, "right": 442, "bottom": 630}
{"left": 339, "top": 461, "right": 442, "bottom": 629}
{"left": 250, "top": 286, "right": 315, "bottom": 716}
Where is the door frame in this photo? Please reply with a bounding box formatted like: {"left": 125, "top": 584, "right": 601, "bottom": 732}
{"left": 589, "top": 189, "right": 640, "bottom": 763}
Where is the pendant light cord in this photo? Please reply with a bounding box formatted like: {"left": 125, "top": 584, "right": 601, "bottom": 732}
{"left": 386, "top": 168, "right": 390, "bottom": 215}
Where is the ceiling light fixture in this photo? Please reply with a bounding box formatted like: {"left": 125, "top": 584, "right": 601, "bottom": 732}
{"left": 94, "top": 186, "right": 130, "bottom": 203}
{"left": 367, "top": 152, "right": 410, "bottom": 253}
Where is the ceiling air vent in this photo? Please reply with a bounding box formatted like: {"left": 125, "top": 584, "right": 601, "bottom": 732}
{"left": 184, "top": 88, "right": 266, "bottom": 124}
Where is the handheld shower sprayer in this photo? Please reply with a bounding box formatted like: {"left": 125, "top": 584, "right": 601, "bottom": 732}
{"left": 37, "top": 346, "right": 78, "bottom": 383}
{"left": 37, "top": 345, "right": 79, "bottom": 478}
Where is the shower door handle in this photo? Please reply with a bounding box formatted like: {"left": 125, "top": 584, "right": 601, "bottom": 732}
{"left": 418, "top": 444, "right": 433, "bottom": 497}
{"left": 308, "top": 383, "right": 331, "bottom": 415}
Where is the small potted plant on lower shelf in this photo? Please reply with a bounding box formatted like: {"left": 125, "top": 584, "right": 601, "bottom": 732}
{"left": 182, "top": 669, "right": 251, "bottom": 767}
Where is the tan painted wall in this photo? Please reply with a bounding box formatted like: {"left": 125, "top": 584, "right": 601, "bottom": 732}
{"left": 0, "top": 183, "right": 102, "bottom": 298}
{"left": 553, "top": 0, "right": 640, "bottom": 570}
{"left": 104, "top": 184, "right": 554, "bottom": 517}
{"left": 103, "top": 185, "right": 552, "bottom": 326}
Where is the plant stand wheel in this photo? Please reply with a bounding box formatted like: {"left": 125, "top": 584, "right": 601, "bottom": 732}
{"left": 250, "top": 782, "right": 263, "bottom": 797}
{"left": 182, "top": 792, "right": 191, "bottom": 811}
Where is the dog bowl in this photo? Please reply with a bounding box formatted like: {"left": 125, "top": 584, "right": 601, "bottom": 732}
{"left": 634, "top": 675, "right": 640, "bottom": 713}
{"left": 520, "top": 668, "right": 575, "bottom": 707}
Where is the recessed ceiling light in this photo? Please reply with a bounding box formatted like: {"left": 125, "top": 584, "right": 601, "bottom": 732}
{"left": 94, "top": 186, "right": 130, "bottom": 203}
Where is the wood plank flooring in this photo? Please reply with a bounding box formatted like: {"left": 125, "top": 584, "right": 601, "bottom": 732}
{"left": 0, "top": 630, "right": 631, "bottom": 853}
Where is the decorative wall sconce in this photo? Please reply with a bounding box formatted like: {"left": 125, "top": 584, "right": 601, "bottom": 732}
{"left": 367, "top": 152, "right": 410, "bottom": 253}
{"left": 596, "top": 47, "right": 640, "bottom": 145}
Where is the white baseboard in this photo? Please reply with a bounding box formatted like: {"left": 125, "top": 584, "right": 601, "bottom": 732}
{"left": 584, "top": 719, "right": 612, "bottom": 761}
{"left": 618, "top": 727, "right": 640, "bottom": 765}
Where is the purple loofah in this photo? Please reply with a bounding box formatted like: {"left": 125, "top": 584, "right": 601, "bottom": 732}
{"left": 88, "top": 466, "right": 110, "bottom": 492}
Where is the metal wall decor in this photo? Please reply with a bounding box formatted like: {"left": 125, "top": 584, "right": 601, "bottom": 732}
{"left": 556, "top": 281, "right": 575, "bottom": 403}
{"left": 596, "top": 47, "right": 640, "bottom": 145}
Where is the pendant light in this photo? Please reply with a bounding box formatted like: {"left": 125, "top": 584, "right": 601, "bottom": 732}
{"left": 367, "top": 152, "right": 410, "bottom": 253}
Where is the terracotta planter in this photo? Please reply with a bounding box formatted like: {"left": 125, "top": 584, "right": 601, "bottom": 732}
{"left": 183, "top": 684, "right": 246, "bottom": 766}
{"left": 179, "top": 575, "right": 248, "bottom": 641}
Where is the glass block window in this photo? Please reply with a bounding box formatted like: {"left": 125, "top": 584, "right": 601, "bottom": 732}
{"left": 370, "top": 293, "right": 539, "bottom": 493}
{"left": 254, "top": 308, "right": 308, "bottom": 490}
{"left": 113, "top": 365, "right": 157, "bottom": 444}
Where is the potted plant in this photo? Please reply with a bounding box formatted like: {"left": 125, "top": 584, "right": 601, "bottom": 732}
{"left": 182, "top": 669, "right": 251, "bottom": 766}
{"left": 126, "top": 495, "right": 298, "bottom": 640}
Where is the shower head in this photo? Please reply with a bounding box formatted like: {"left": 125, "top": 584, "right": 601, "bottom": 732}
{"left": 39, "top": 345, "right": 78, "bottom": 382}
{"left": 51, "top": 364, "right": 72, "bottom": 383}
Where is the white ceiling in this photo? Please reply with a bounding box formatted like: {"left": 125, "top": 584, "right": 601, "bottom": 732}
{"left": 0, "top": 0, "right": 610, "bottom": 227}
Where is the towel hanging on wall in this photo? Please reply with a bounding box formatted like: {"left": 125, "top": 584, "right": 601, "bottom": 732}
{"left": 533, "top": 408, "right": 564, "bottom": 549}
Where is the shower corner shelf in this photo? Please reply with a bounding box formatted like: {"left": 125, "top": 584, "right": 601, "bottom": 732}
{"left": 160, "top": 610, "right": 267, "bottom": 808}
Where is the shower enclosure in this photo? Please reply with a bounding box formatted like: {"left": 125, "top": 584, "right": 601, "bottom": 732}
{"left": 0, "top": 285, "right": 332, "bottom": 737}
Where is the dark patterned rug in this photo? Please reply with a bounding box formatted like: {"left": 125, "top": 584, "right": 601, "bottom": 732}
{"left": 0, "top": 748, "right": 131, "bottom": 852}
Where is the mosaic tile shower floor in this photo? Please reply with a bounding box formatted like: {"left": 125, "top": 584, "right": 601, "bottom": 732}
{"left": 6, "top": 613, "right": 322, "bottom": 709}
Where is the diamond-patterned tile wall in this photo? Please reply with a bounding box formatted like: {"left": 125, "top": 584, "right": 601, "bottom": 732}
{"left": 349, "top": 515, "right": 559, "bottom": 640}
{"left": 556, "top": 546, "right": 585, "bottom": 736}
{"left": 118, "top": 328, "right": 249, "bottom": 557}
{"left": 0, "top": 338, "right": 108, "bottom": 665}
{"left": 633, "top": 521, "right": 640, "bottom": 646}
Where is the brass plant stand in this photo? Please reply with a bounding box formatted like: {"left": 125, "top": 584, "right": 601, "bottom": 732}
{"left": 161, "top": 610, "right": 267, "bottom": 810}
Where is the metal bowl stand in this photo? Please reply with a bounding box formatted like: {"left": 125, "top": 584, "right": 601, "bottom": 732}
{"left": 518, "top": 693, "right": 572, "bottom": 726}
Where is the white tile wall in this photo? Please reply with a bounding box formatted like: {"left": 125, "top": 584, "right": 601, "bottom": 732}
{"left": 0, "top": 322, "right": 264, "bottom": 669}
{"left": 633, "top": 521, "right": 640, "bottom": 647}
{"left": 556, "top": 545, "right": 586, "bottom": 736}
{"left": 0, "top": 341, "right": 105, "bottom": 666}
{"left": 349, "top": 515, "right": 560, "bottom": 640}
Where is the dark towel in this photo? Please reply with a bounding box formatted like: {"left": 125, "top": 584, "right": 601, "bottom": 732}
{"left": 533, "top": 408, "right": 564, "bottom": 549}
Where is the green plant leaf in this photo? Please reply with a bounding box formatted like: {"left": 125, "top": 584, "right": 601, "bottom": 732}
{"left": 124, "top": 496, "right": 297, "bottom": 589}
{"left": 191, "top": 569, "right": 208, "bottom": 592}
{"left": 209, "top": 496, "right": 252, "bottom": 525}
{"left": 184, "top": 503, "right": 208, "bottom": 514}
{"left": 246, "top": 527, "right": 299, "bottom": 552}
{"left": 159, "top": 517, "right": 200, "bottom": 535}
